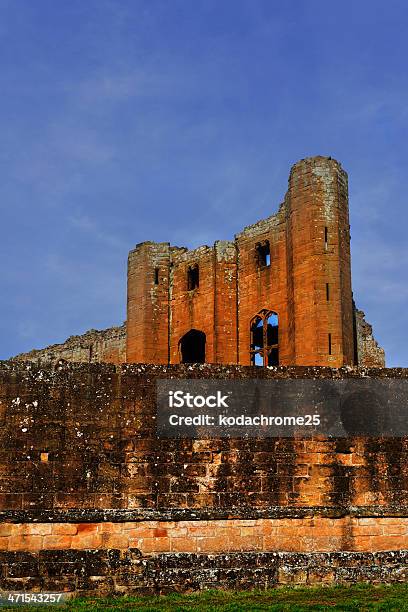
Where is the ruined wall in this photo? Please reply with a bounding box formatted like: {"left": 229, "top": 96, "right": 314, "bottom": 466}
{"left": 355, "top": 309, "right": 386, "bottom": 368}
{"left": 169, "top": 242, "right": 239, "bottom": 365}
{"left": 0, "top": 360, "right": 407, "bottom": 595}
{"left": 235, "top": 210, "right": 288, "bottom": 365}
{"left": 12, "top": 324, "right": 126, "bottom": 367}
{"left": 14, "top": 156, "right": 384, "bottom": 373}
{"left": 127, "top": 156, "right": 374, "bottom": 368}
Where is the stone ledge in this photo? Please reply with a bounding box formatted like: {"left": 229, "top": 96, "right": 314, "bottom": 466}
{"left": 2, "top": 505, "right": 408, "bottom": 523}
{"left": 1, "top": 359, "right": 407, "bottom": 379}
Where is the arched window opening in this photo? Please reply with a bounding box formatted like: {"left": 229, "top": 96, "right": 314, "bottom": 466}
{"left": 179, "top": 329, "right": 206, "bottom": 363}
{"left": 54, "top": 358, "right": 68, "bottom": 371}
{"left": 256, "top": 240, "right": 270, "bottom": 267}
{"left": 250, "top": 310, "right": 279, "bottom": 366}
{"left": 187, "top": 264, "right": 199, "bottom": 290}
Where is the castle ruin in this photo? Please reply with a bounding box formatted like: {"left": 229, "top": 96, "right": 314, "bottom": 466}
{"left": 14, "top": 156, "right": 385, "bottom": 369}
{"left": 2, "top": 157, "right": 406, "bottom": 597}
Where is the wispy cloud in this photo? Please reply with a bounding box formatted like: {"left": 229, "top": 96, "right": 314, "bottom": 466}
{"left": 1, "top": 0, "right": 408, "bottom": 366}
{"left": 67, "top": 214, "right": 128, "bottom": 250}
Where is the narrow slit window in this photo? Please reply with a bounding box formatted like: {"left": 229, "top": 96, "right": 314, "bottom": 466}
{"left": 324, "top": 227, "right": 328, "bottom": 251}
{"left": 328, "top": 333, "right": 332, "bottom": 355}
{"left": 256, "top": 240, "right": 270, "bottom": 267}
{"left": 326, "top": 283, "right": 330, "bottom": 301}
{"left": 187, "top": 264, "right": 199, "bottom": 290}
{"left": 154, "top": 268, "right": 159, "bottom": 285}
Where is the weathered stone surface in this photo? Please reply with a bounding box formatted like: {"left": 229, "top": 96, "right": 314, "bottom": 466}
{"left": 126, "top": 156, "right": 384, "bottom": 368}
{"left": 1, "top": 549, "right": 408, "bottom": 594}
{"left": 0, "top": 360, "right": 407, "bottom": 593}
{"left": 0, "top": 359, "right": 406, "bottom": 514}
{"left": 0, "top": 156, "right": 393, "bottom": 596}
{"left": 11, "top": 157, "right": 384, "bottom": 371}
{"left": 12, "top": 324, "right": 126, "bottom": 367}
{"left": 354, "top": 309, "right": 385, "bottom": 368}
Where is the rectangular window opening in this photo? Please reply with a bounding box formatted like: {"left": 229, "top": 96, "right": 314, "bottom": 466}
{"left": 328, "top": 333, "right": 332, "bottom": 355}
{"left": 256, "top": 240, "right": 270, "bottom": 267}
{"left": 187, "top": 264, "right": 199, "bottom": 290}
{"left": 154, "top": 268, "right": 159, "bottom": 285}
{"left": 326, "top": 283, "right": 330, "bottom": 301}
{"left": 324, "top": 227, "right": 328, "bottom": 251}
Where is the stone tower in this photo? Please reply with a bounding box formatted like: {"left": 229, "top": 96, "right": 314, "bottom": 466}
{"left": 126, "top": 156, "right": 366, "bottom": 367}
{"left": 13, "top": 156, "right": 384, "bottom": 368}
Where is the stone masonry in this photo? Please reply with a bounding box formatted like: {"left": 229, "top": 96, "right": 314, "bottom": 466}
{"left": 14, "top": 156, "right": 385, "bottom": 369}
{"left": 0, "top": 360, "right": 407, "bottom": 595}
{"left": 14, "top": 325, "right": 126, "bottom": 367}
{"left": 126, "top": 156, "right": 384, "bottom": 368}
{"left": 1, "top": 157, "right": 396, "bottom": 596}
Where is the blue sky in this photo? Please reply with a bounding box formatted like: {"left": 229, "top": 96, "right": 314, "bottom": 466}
{"left": 1, "top": 0, "right": 407, "bottom": 366}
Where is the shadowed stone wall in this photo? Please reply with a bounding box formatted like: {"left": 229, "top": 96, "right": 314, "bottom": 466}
{"left": 0, "top": 360, "right": 405, "bottom": 595}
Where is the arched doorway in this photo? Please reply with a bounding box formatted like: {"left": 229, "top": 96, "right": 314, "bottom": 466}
{"left": 179, "top": 329, "right": 206, "bottom": 363}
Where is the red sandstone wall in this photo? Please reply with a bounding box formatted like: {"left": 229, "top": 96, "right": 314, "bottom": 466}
{"left": 0, "top": 361, "right": 407, "bottom": 594}
{"left": 214, "top": 241, "right": 239, "bottom": 363}
{"left": 126, "top": 156, "right": 361, "bottom": 367}
{"left": 236, "top": 209, "right": 288, "bottom": 365}
{"left": 3, "top": 517, "right": 408, "bottom": 555}
{"left": 169, "top": 245, "right": 217, "bottom": 363}
{"left": 127, "top": 242, "right": 171, "bottom": 364}
{"left": 0, "top": 361, "right": 407, "bottom": 513}
{"left": 286, "top": 157, "right": 354, "bottom": 367}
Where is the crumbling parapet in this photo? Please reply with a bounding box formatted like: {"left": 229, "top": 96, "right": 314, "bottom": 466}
{"left": 12, "top": 323, "right": 126, "bottom": 366}
{"left": 354, "top": 308, "right": 385, "bottom": 368}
